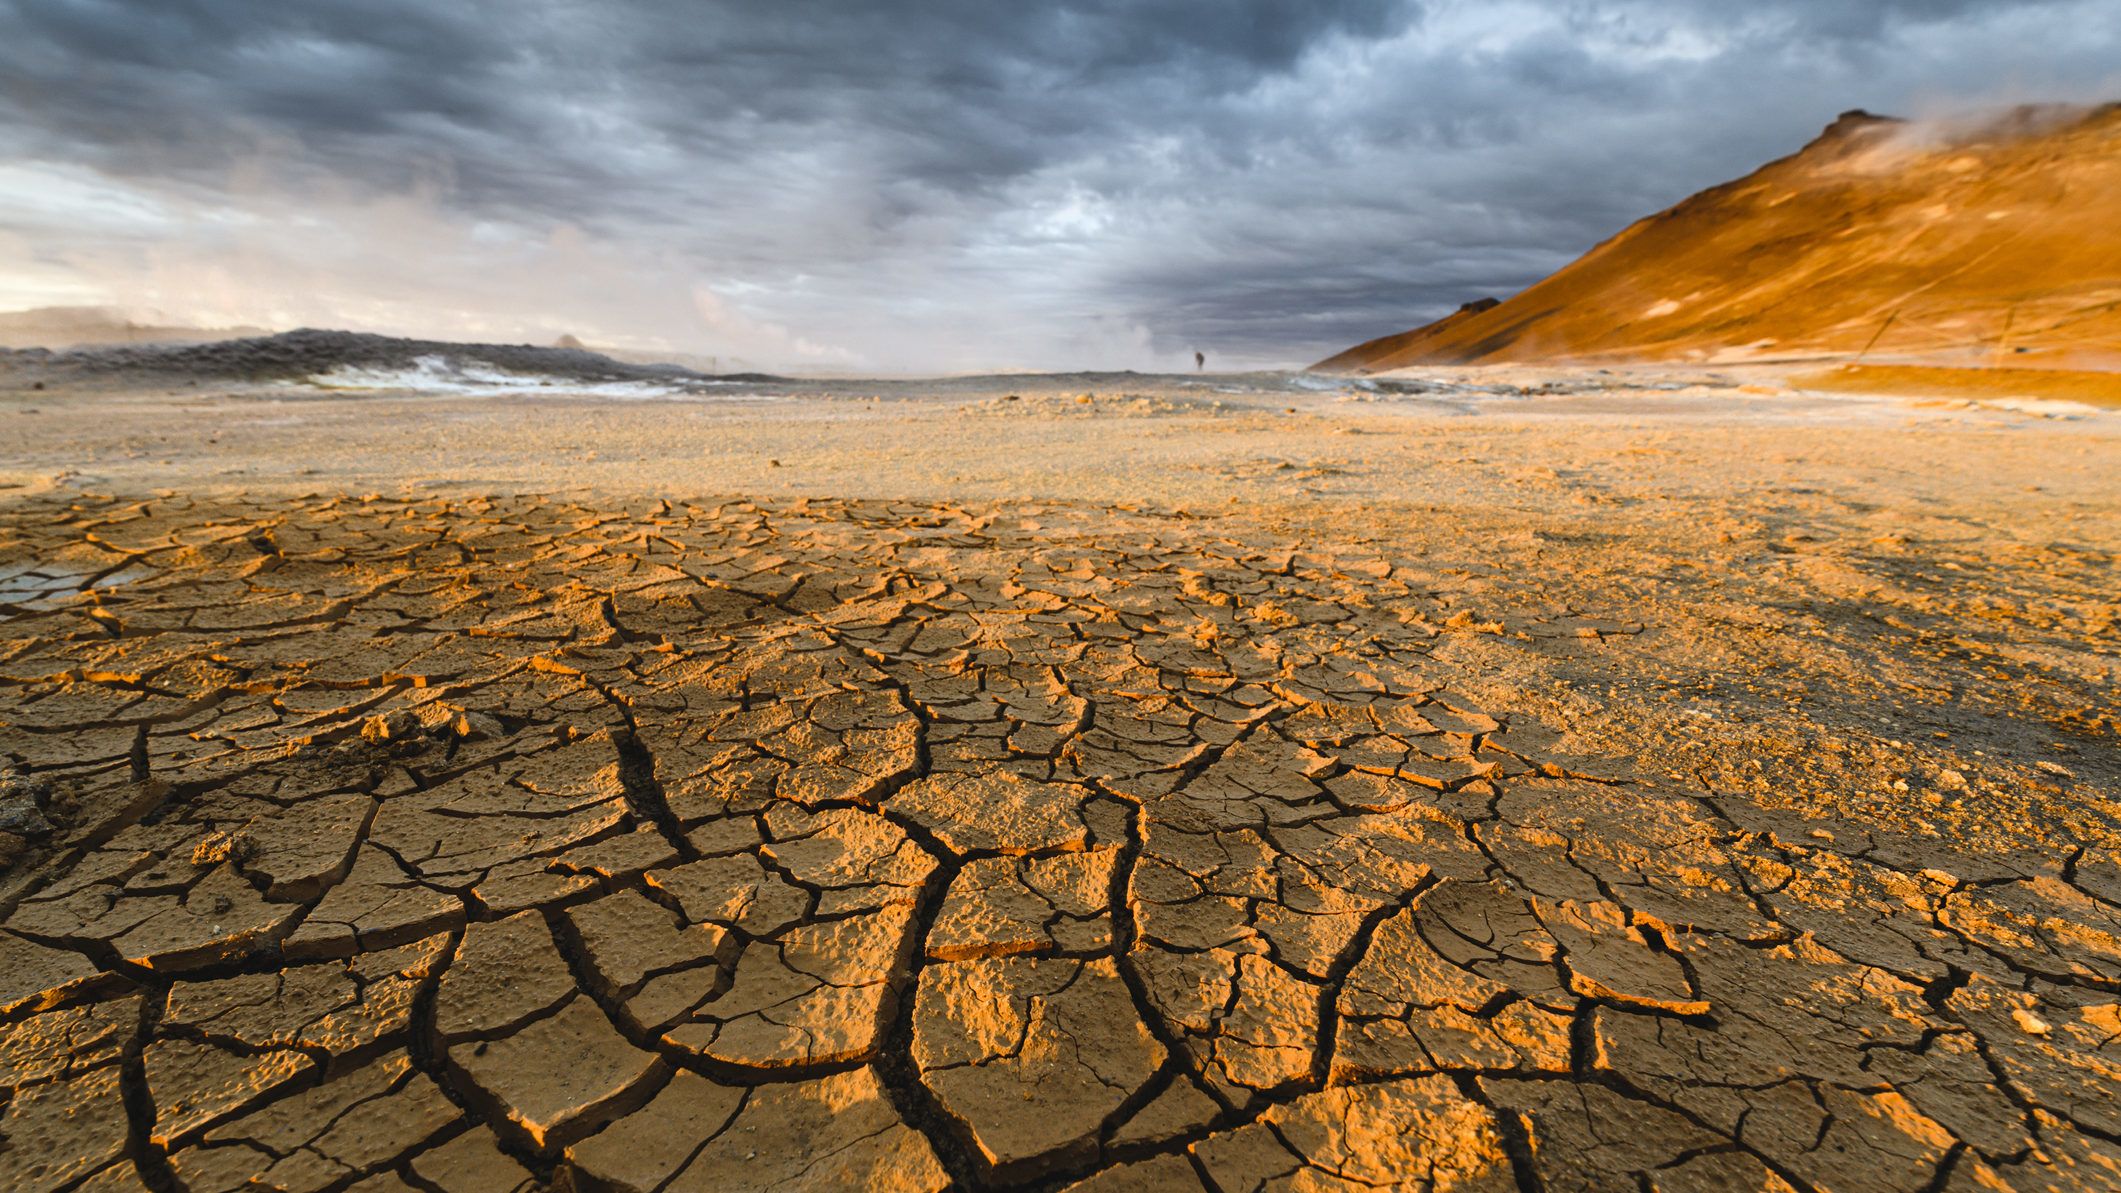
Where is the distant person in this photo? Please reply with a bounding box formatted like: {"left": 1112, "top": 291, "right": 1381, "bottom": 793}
{"left": 1194, "top": 350, "right": 1205, "bottom": 372}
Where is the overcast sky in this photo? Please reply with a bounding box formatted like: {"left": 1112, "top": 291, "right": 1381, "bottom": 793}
{"left": 2, "top": 1, "right": 2116, "bottom": 372}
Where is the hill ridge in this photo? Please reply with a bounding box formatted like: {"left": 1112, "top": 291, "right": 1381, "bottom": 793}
{"left": 1314, "top": 102, "right": 2121, "bottom": 373}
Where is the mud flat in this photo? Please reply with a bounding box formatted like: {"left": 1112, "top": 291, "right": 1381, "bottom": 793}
{"left": 0, "top": 369, "right": 2117, "bottom": 1191}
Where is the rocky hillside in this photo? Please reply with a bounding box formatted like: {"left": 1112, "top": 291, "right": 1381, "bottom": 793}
{"left": 1316, "top": 104, "right": 2121, "bottom": 372}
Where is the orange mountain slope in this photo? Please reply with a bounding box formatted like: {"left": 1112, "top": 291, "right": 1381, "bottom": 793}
{"left": 1314, "top": 104, "right": 2121, "bottom": 373}
{"left": 1310, "top": 298, "right": 1499, "bottom": 373}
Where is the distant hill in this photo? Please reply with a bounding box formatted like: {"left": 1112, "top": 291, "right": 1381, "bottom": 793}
{"left": 1, "top": 327, "right": 785, "bottom": 388}
{"left": 0, "top": 306, "right": 268, "bottom": 350}
{"left": 1314, "top": 103, "right": 2121, "bottom": 373}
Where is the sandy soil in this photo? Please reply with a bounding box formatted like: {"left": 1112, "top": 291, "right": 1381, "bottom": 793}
{"left": 1, "top": 368, "right": 2117, "bottom": 1191}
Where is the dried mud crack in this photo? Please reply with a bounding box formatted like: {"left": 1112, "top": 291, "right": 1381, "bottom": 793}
{"left": 0, "top": 489, "right": 2116, "bottom": 1192}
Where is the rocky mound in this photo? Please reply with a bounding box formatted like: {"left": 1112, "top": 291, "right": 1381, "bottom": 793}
{"left": 0, "top": 327, "right": 784, "bottom": 387}
{"left": 1316, "top": 103, "right": 2121, "bottom": 372}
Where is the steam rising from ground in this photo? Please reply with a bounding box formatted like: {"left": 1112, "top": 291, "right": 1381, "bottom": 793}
{"left": 307, "top": 355, "right": 703, "bottom": 398}
{"left": 1823, "top": 101, "right": 2119, "bottom": 174}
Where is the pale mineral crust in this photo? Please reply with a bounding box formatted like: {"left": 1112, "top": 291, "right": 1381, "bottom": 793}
{"left": 0, "top": 484, "right": 2114, "bottom": 1193}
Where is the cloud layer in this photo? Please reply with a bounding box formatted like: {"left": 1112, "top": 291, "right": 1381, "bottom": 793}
{"left": 3, "top": 0, "right": 2117, "bottom": 371}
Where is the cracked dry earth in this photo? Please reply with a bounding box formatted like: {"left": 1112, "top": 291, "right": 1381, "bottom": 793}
{"left": 0, "top": 489, "right": 2117, "bottom": 1193}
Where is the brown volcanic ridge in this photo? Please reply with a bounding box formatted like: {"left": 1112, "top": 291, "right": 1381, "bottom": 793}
{"left": 1314, "top": 103, "right": 2121, "bottom": 375}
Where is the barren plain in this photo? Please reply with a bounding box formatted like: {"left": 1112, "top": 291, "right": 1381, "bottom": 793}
{"left": 1, "top": 368, "right": 2117, "bottom": 1192}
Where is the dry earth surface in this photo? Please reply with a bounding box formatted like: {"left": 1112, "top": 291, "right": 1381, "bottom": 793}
{"left": 1, "top": 369, "right": 2117, "bottom": 1192}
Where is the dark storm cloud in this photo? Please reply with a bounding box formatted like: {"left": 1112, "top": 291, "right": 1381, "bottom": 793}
{"left": 2, "top": 0, "right": 2116, "bottom": 369}
{"left": 1, "top": 2, "right": 1406, "bottom": 201}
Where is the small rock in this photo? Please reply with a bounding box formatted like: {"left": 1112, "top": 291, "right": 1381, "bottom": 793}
{"left": 361, "top": 710, "right": 424, "bottom": 744}
{"left": 191, "top": 830, "right": 256, "bottom": 868}
{"left": 452, "top": 711, "right": 504, "bottom": 740}
{"left": 2012, "top": 1008, "right": 2052, "bottom": 1036}
{"left": 1935, "top": 769, "right": 1967, "bottom": 790}
{"left": 2034, "top": 760, "right": 2074, "bottom": 778}
{"left": 0, "top": 769, "right": 62, "bottom": 839}
{"left": 0, "top": 767, "right": 54, "bottom": 808}
{"left": 0, "top": 800, "right": 54, "bottom": 837}
{"left": 326, "top": 737, "right": 375, "bottom": 763}
{"left": 1443, "top": 609, "right": 1503, "bottom": 634}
